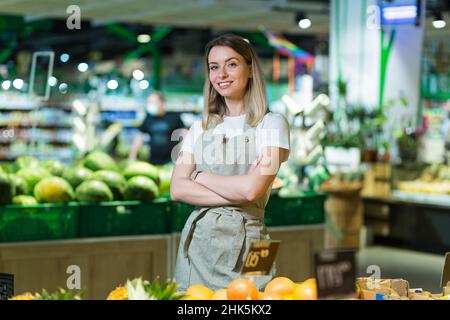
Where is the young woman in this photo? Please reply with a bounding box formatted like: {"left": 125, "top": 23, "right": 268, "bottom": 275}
{"left": 171, "top": 34, "right": 290, "bottom": 292}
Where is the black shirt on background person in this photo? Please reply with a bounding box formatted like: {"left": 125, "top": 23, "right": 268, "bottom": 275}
{"left": 138, "top": 111, "right": 185, "bottom": 165}
{"left": 129, "top": 92, "right": 186, "bottom": 165}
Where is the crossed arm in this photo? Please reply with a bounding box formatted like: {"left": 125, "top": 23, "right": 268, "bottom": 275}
{"left": 170, "top": 147, "right": 289, "bottom": 206}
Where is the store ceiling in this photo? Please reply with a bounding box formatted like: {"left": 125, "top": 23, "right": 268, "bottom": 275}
{"left": 0, "top": 0, "right": 331, "bottom": 35}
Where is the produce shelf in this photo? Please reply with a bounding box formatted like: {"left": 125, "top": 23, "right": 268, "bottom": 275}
{"left": 0, "top": 202, "right": 79, "bottom": 242}
{"left": 78, "top": 199, "right": 171, "bottom": 238}
{"left": 265, "top": 192, "right": 327, "bottom": 226}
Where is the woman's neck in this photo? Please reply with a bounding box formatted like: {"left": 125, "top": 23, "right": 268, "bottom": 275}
{"left": 224, "top": 98, "right": 245, "bottom": 117}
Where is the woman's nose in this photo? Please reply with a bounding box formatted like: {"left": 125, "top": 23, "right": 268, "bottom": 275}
{"left": 219, "top": 67, "right": 228, "bottom": 78}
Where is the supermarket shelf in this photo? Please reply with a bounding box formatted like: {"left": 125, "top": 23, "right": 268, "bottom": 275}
{"left": 0, "top": 154, "right": 74, "bottom": 161}
{"left": 0, "top": 124, "right": 72, "bottom": 129}
{"left": 364, "top": 191, "right": 450, "bottom": 210}
{"left": 423, "top": 94, "right": 450, "bottom": 101}
{"left": 0, "top": 140, "right": 71, "bottom": 145}
{"left": 0, "top": 105, "right": 73, "bottom": 112}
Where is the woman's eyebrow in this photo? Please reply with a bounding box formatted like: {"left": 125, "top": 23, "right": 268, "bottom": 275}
{"left": 208, "top": 57, "right": 239, "bottom": 65}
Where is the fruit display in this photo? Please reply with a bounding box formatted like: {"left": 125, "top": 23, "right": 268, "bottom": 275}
{"left": 9, "top": 275, "right": 450, "bottom": 300}
{"left": 9, "top": 288, "right": 82, "bottom": 300}
{"left": 10, "top": 276, "right": 319, "bottom": 301}
{"left": 0, "top": 152, "right": 171, "bottom": 205}
{"left": 397, "top": 163, "right": 450, "bottom": 195}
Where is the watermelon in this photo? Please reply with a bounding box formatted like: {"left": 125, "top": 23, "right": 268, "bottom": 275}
{"left": 9, "top": 174, "right": 29, "bottom": 195}
{"left": 83, "top": 150, "right": 118, "bottom": 172}
{"left": 158, "top": 169, "right": 172, "bottom": 195}
{"left": 0, "top": 172, "right": 15, "bottom": 205}
{"left": 124, "top": 176, "right": 159, "bottom": 202}
{"left": 90, "top": 170, "right": 126, "bottom": 200}
{"left": 118, "top": 159, "right": 132, "bottom": 173}
{"left": 16, "top": 167, "right": 51, "bottom": 193}
{"left": 123, "top": 161, "right": 160, "bottom": 185}
{"left": 12, "top": 195, "right": 38, "bottom": 206}
{"left": 75, "top": 180, "right": 113, "bottom": 202}
{"left": 63, "top": 166, "right": 93, "bottom": 189}
{"left": 12, "top": 156, "right": 39, "bottom": 172}
{"left": 40, "top": 159, "right": 65, "bottom": 177}
{"left": 34, "top": 177, "right": 75, "bottom": 203}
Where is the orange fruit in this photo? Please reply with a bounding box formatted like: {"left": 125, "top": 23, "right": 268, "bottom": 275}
{"left": 293, "top": 280, "right": 317, "bottom": 300}
{"left": 211, "top": 289, "right": 228, "bottom": 300}
{"left": 261, "top": 292, "right": 283, "bottom": 300}
{"left": 227, "top": 279, "right": 259, "bottom": 300}
{"left": 106, "top": 286, "right": 128, "bottom": 300}
{"left": 186, "top": 285, "right": 214, "bottom": 300}
{"left": 282, "top": 294, "right": 294, "bottom": 300}
{"left": 264, "top": 277, "right": 296, "bottom": 296}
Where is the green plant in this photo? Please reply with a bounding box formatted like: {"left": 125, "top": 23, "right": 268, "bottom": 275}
{"left": 34, "top": 288, "right": 83, "bottom": 300}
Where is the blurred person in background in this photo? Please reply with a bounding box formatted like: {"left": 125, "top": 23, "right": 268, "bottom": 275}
{"left": 129, "top": 91, "right": 186, "bottom": 164}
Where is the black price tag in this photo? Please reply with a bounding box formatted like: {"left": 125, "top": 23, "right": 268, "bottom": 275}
{"left": 0, "top": 273, "right": 14, "bottom": 300}
{"left": 241, "top": 240, "right": 280, "bottom": 276}
{"left": 314, "top": 250, "right": 356, "bottom": 299}
{"left": 440, "top": 252, "right": 450, "bottom": 288}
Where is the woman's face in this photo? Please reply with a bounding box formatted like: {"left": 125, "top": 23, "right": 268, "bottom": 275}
{"left": 208, "top": 45, "right": 252, "bottom": 101}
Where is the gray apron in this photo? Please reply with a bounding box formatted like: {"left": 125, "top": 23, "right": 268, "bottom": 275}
{"left": 174, "top": 115, "right": 274, "bottom": 292}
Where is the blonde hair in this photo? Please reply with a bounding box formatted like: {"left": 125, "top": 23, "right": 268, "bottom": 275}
{"left": 202, "top": 34, "right": 268, "bottom": 129}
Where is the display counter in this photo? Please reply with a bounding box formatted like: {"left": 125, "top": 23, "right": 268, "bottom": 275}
{"left": 364, "top": 191, "right": 450, "bottom": 255}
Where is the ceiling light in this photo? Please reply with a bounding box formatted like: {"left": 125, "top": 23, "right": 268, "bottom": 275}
{"left": 60, "top": 53, "right": 70, "bottom": 63}
{"left": 107, "top": 80, "right": 118, "bottom": 90}
{"left": 2, "top": 80, "right": 11, "bottom": 90}
{"left": 299, "top": 18, "right": 312, "bottom": 29}
{"left": 13, "top": 79, "right": 24, "bottom": 90}
{"left": 132, "top": 69, "right": 145, "bottom": 81}
{"left": 296, "top": 12, "right": 311, "bottom": 29}
{"left": 432, "top": 11, "right": 446, "bottom": 29}
{"left": 48, "top": 76, "right": 58, "bottom": 87}
{"left": 139, "top": 80, "right": 149, "bottom": 90}
{"left": 77, "top": 63, "right": 88, "bottom": 72}
{"left": 137, "top": 34, "right": 151, "bottom": 43}
{"left": 59, "top": 83, "right": 68, "bottom": 94}
{"left": 383, "top": 5, "right": 417, "bottom": 20}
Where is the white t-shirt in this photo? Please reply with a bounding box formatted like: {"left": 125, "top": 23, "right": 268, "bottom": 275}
{"left": 181, "top": 112, "right": 290, "bottom": 157}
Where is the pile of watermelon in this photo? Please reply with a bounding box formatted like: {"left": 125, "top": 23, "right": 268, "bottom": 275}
{"left": 0, "top": 151, "right": 173, "bottom": 205}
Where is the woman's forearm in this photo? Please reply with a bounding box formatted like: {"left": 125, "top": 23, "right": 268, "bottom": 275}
{"left": 195, "top": 172, "right": 255, "bottom": 202}
{"left": 170, "top": 177, "right": 241, "bottom": 207}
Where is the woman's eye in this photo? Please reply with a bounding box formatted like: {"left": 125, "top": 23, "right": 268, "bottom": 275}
{"left": 209, "top": 66, "right": 218, "bottom": 71}
{"left": 228, "top": 62, "right": 237, "bottom": 68}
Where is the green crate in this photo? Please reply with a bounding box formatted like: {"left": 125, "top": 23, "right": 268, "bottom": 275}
{"left": 265, "top": 192, "right": 326, "bottom": 226}
{"left": 0, "top": 202, "right": 79, "bottom": 242}
{"left": 78, "top": 199, "right": 170, "bottom": 238}
{"left": 170, "top": 202, "right": 195, "bottom": 233}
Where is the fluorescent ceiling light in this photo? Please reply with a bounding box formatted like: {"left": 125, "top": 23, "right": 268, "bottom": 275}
{"left": 383, "top": 5, "right": 417, "bottom": 20}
